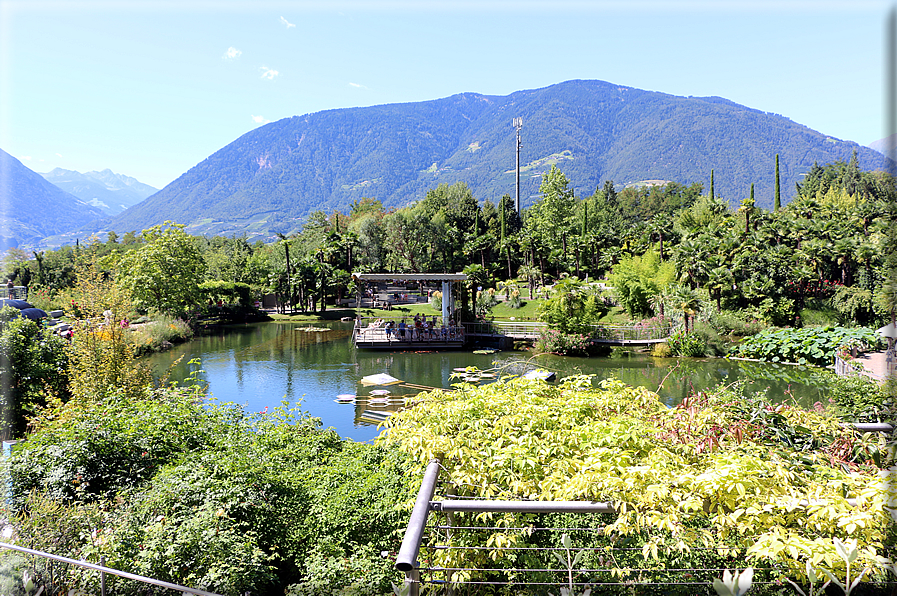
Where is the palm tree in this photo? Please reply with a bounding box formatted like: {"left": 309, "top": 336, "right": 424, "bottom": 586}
{"left": 833, "top": 237, "right": 856, "bottom": 286}
{"left": 517, "top": 264, "right": 539, "bottom": 300}
{"left": 705, "top": 266, "right": 732, "bottom": 311}
{"left": 669, "top": 285, "right": 702, "bottom": 333}
{"left": 647, "top": 213, "right": 673, "bottom": 260}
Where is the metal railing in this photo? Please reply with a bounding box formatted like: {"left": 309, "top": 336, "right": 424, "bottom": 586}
{"left": 353, "top": 318, "right": 465, "bottom": 344}
{"left": 834, "top": 354, "right": 864, "bottom": 377}
{"left": 463, "top": 321, "right": 546, "bottom": 338}
{"left": 462, "top": 321, "right": 673, "bottom": 343}
{"left": 588, "top": 323, "right": 672, "bottom": 342}
{"left": 396, "top": 432, "right": 890, "bottom": 596}
{"left": 0, "top": 286, "right": 27, "bottom": 300}
{"left": 0, "top": 541, "right": 223, "bottom": 596}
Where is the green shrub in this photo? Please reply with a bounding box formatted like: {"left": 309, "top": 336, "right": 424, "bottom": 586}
{"left": 691, "top": 320, "right": 727, "bottom": 356}
{"left": 709, "top": 309, "right": 766, "bottom": 337}
{"left": 0, "top": 306, "right": 70, "bottom": 439}
{"left": 199, "top": 280, "right": 253, "bottom": 306}
{"left": 746, "top": 297, "right": 797, "bottom": 327}
{"left": 535, "top": 329, "right": 591, "bottom": 356}
{"left": 536, "top": 277, "right": 605, "bottom": 334}
{"left": 798, "top": 298, "right": 840, "bottom": 327}
{"left": 128, "top": 314, "right": 193, "bottom": 354}
{"left": 7, "top": 391, "right": 411, "bottom": 595}
{"left": 8, "top": 390, "right": 219, "bottom": 505}
{"left": 666, "top": 328, "right": 706, "bottom": 357}
{"left": 815, "top": 370, "right": 896, "bottom": 423}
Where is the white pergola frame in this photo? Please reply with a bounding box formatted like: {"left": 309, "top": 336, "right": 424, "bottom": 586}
{"left": 351, "top": 272, "right": 467, "bottom": 323}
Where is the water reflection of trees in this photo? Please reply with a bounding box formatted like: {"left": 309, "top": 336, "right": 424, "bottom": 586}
{"left": 146, "top": 324, "right": 832, "bottom": 427}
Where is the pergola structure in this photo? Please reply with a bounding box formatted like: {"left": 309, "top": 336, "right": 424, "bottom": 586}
{"left": 350, "top": 273, "right": 468, "bottom": 350}
{"left": 351, "top": 272, "right": 466, "bottom": 323}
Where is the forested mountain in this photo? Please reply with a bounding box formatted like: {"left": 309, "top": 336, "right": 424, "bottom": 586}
{"left": 0, "top": 149, "right": 106, "bottom": 249}
{"left": 40, "top": 168, "right": 157, "bottom": 216}
{"left": 103, "top": 79, "right": 894, "bottom": 239}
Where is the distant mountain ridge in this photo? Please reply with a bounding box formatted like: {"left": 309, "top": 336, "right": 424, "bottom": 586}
{"left": 40, "top": 168, "right": 157, "bottom": 216}
{"left": 0, "top": 149, "right": 106, "bottom": 249}
{"left": 109, "top": 80, "right": 892, "bottom": 241}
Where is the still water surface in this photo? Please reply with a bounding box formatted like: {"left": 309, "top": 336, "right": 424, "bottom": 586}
{"left": 144, "top": 321, "right": 831, "bottom": 442}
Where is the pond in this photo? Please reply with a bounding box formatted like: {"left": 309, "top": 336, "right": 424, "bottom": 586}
{"left": 144, "top": 321, "right": 833, "bottom": 442}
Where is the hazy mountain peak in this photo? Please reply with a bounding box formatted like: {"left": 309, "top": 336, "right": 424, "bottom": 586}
{"left": 38, "top": 168, "right": 157, "bottom": 217}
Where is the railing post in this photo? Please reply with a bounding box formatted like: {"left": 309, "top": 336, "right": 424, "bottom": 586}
{"left": 403, "top": 568, "right": 420, "bottom": 596}
{"left": 396, "top": 459, "right": 441, "bottom": 588}
{"left": 100, "top": 555, "right": 106, "bottom": 596}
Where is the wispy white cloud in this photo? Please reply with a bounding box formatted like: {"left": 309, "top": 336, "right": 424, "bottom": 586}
{"left": 251, "top": 115, "right": 271, "bottom": 124}
{"left": 280, "top": 16, "right": 295, "bottom": 28}
{"left": 56, "top": 153, "right": 62, "bottom": 157}
{"left": 224, "top": 46, "right": 242, "bottom": 59}
{"left": 349, "top": 82, "right": 367, "bottom": 89}
{"left": 21, "top": 156, "right": 31, "bottom": 161}
{"left": 260, "top": 67, "right": 279, "bottom": 80}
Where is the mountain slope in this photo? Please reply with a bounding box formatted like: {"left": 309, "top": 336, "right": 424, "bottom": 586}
{"left": 0, "top": 149, "right": 106, "bottom": 249}
{"left": 110, "top": 79, "right": 893, "bottom": 239}
{"left": 41, "top": 168, "right": 157, "bottom": 216}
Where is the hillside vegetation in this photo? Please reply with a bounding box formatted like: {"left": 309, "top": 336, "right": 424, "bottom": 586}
{"left": 107, "top": 79, "right": 891, "bottom": 241}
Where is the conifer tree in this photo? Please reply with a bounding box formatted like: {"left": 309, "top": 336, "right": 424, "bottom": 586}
{"left": 581, "top": 200, "right": 588, "bottom": 239}
{"left": 710, "top": 170, "right": 715, "bottom": 201}
{"left": 774, "top": 154, "right": 781, "bottom": 211}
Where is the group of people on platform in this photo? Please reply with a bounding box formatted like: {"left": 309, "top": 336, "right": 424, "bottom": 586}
{"left": 367, "top": 313, "right": 462, "bottom": 341}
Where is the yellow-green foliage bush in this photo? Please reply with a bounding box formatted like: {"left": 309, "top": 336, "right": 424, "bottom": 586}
{"left": 128, "top": 314, "right": 193, "bottom": 355}
{"left": 381, "top": 376, "right": 895, "bottom": 586}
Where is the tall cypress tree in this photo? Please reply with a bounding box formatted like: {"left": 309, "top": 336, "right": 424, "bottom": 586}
{"left": 710, "top": 169, "right": 715, "bottom": 200}
{"left": 500, "top": 201, "right": 506, "bottom": 245}
{"left": 581, "top": 200, "right": 588, "bottom": 239}
{"left": 774, "top": 154, "right": 781, "bottom": 211}
{"left": 750, "top": 183, "right": 755, "bottom": 201}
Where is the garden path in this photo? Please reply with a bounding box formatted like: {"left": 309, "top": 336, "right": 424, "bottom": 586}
{"left": 854, "top": 350, "right": 894, "bottom": 383}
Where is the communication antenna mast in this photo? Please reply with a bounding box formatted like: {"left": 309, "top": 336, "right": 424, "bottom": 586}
{"left": 513, "top": 117, "right": 523, "bottom": 214}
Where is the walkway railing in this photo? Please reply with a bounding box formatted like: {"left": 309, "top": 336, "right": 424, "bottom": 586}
{"left": 463, "top": 321, "right": 545, "bottom": 339}
{"left": 463, "top": 321, "right": 673, "bottom": 343}
{"left": 0, "top": 541, "right": 223, "bottom": 596}
{"left": 588, "top": 323, "right": 672, "bottom": 343}
{"left": 353, "top": 317, "right": 465, "bottom": 345}
{"left": 395, "top": 437, "right": 889, "bottom": 596}
{"left": 0, "top": 286, "right": 27, "bottom": 300}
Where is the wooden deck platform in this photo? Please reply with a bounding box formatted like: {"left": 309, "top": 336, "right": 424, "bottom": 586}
{"left": 353, "top": 324, "right": 465, "bottom": 350}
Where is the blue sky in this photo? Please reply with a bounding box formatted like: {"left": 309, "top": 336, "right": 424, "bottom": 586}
{"left": 0, "top": 0, "right": 893, "bottom": 189}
